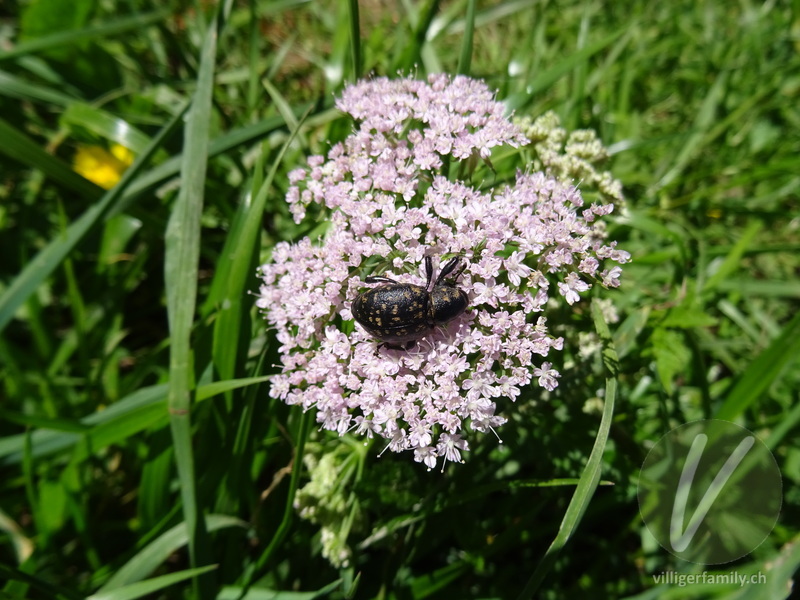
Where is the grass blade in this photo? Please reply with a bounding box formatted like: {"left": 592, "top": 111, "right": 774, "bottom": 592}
{"left": 0, "top": 10, "right": 171, "bottom": 62}
{"left": 209, "top": 108, "right": 309, "bottom": 386}
{"left": 517, "top": 299, "right": 619, "bottom": 598}
{"left": 97, "top": 515, "right": 245, "bottom": 592}
{"left": 0, "top": 377, "right": 270, "bottom": 465}
{"left": 163, "top": 8, "right": 220, "bottom": 598}
{"left": 654, "top": 70, "right": 728, "bottom": 192}
{"left": 347, "top": 0, "right": 361, "bottom": 81}
{"left": 702, "top": 219, "right": 762, "bottom": 292}
{"left": 0, "top": 117, "right": 102, "bottom": 198}
{"left": 261, "top": 78, "right": 299, "bottom": 132}
{"left": 0, "top": 68, "right": 79, "bottom": 104}
{"left": 89, "top": 566, "right": 219, "bottom": 600}
{"left": 715, "top": 310, "right": 800, "bottom": 421}
{"left": 0, "top": 562, "right": 82, "bottom": 600}
{"left": 116, "top": 111, "right": 319, "bottom": 214}
{"left": 456, "top": 0, "right": 476, "bottom": 75}
{"left": 394, "top": 0, "right": 442, "bottom": 72}
{"left": 505, "top": 26, "right": 628, "bottom": 111}
{"left": 242, "top": 409, "right": 312, "bottom": 593}
{"left": 60, "top": 104, "right": 156, "bottom": 156}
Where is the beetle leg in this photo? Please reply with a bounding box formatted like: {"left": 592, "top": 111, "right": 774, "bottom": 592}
{"left": 435, "top": 256, "right": 465, "bottom": 285}
{"left": 378, "top": 340, "right": 417, "bottom": 350}
{"left": 365, "top": 275, "right": 398, "bottom": 284}
{"left": 423, "top": 283, "right": 434, "bottom": 325}
{"left": 379, "top": 340, "right": 416, "bottom": 351}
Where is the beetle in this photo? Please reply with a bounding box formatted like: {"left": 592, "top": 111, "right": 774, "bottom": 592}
{"left": 351, "top": 255, "right": 469, "bottom": 349}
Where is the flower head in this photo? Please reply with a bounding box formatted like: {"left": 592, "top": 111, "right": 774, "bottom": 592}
{"left": 73, "top": 143, "right": 134, "bottom": 189}
{"left": 257, "top": 74, "right": 629, "bottom": 469}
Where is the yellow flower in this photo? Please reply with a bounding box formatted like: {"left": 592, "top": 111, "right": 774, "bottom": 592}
{"left": 73, "top": 144, "right": 134, "bottom": 190}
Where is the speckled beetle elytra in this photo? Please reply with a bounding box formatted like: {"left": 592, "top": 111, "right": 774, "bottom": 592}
{"left": 351, "top": 256, "right": 469, "bottom": 349}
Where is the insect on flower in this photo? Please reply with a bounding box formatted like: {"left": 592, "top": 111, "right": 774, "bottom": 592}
{"left": 257, "top": 75, "right": 629, "bottom": 467}
{"left": 352, "top": 256, "right": 469, "bottom": 349}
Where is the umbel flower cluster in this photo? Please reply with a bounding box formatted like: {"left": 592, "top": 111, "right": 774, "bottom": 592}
{"left": 257, "top": 74, "right": 629, "bottom": 470}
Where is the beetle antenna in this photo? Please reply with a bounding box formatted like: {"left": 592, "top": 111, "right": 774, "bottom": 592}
{"left": 424, "top": 255, "right": 434, "bottom": 290}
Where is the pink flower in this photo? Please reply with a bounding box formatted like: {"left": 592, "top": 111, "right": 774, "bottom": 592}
{"left": 257, "top": 74, "right": 628, "bottom": 469}
{"left": 534, "top": 362, "right": 560, "bottom": 391}
{"left": 558, "top": 272, "right": 591, "bottom": 305}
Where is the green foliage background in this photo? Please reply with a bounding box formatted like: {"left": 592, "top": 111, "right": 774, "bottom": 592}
{"left": 1, "top": 0, "right": 799, "bottom": 598}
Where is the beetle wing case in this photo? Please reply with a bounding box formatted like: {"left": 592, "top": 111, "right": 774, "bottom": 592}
{"left": 352, "top": 283, "right": 430, "bottom": 343}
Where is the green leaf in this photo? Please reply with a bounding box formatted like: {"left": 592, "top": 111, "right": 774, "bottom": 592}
{"left": 195, "top": 376, "right": 273, "bottom": 402}
{"left": 36, "top": 478, "right": 68, "bottom": 537}
{"left": 393, "top": 0, "right": 442, "bottom": 72}
{"left": 0, "top": 377, "right": 269, "bottom": 465}
{"left": 96, "top": 516, "right": 245, "bottom": 592}
{"left": 613, "top": 306, "right": 651, "bottom": 360}
{"left": 0, "top": 384, "right": 163, "bottom": 464}
{"left": 654, "top": 69, "right": 728, "bottom": 192}
{"left": 715, "top": 310, "right": 800, "bottom": 420}
{"left": 324, "top": 0, "right": 351, "bottom": 89}
{"left": 115, "top": 113, "right": 300, "bottom": 217}
{"left": 618, "top": 210, "right": 690, "bottom": 264}
{"left": 659, "top": 305, "right": 718, "bottom": 329}
{"left": 713, "top": 279, "right": 800, "bottom": 297}
{"left": 89, "top": 566, "right": 219, "bottom": 600}
{"left": 410, "top": 562, "right": 470, "bottom": 598}
{"left": 245, "top": 410, "right": 313, "bottom": 589}
{"left": 3, "top": 9, "right": 171, "bottom": 62}
{"left": 0, "top": 117, "right": 102, "bottom": 197}
{"left": 648, "top": 328, "right": 690, "bottom": 395}
{"left": 19, "top": 0, "right": 93, "bottom": 41}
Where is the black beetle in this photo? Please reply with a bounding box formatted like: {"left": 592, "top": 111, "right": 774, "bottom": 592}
{"left": 351, "top": 256, "right": 469, "bottom": 349}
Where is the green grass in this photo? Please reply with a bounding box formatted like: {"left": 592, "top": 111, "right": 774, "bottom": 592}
{"left": 1, "top": 1, "right": 799, "bottom": 599}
